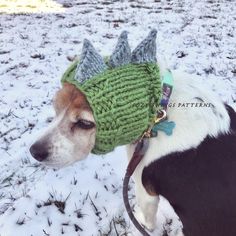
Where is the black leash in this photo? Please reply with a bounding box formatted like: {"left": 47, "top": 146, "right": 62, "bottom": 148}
{"left": 123, "top": 138, "right": 151, "bottom": 236}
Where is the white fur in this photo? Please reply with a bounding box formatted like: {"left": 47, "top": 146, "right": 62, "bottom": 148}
{"left": 33, "top": 110, "right": 96, "bottom": 167}
{"left": 126, "top": 71, "right": 231, "bottom": 233}
{"left": 127, "top": 147, "right": 159, "bottom": 231}
{"left": 143, "top": 70, "right": 230, "bottom": 168}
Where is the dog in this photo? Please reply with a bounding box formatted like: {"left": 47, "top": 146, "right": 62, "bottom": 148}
{"left": 29, "top": 29, "right": 236, "bottom": 235}
{"left": 30, "top": 68, "right": 236, "bottom": 236}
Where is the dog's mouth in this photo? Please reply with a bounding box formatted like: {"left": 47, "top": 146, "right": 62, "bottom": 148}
{"left": 30, "top": 142, "right": 78, "bottom": 169}
{"left": 39, "top": 158, "right": 74, "bottom": 168}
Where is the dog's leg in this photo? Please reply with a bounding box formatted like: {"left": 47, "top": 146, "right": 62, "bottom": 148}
{"left": 126, "top": 145, "right": 159, "bottom": 232}
{"left": 134, "top": 168, "right": 159, "bottom": 231}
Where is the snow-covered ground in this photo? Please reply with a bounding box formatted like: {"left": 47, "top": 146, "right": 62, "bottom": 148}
{"left": 0, "top": 0, "right": 235, "bottom": 235}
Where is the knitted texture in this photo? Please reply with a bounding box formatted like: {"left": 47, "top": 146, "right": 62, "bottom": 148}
{"left": 74, "top": 39, "right": 107, "bottom": 83}
{"left": 131, "top": 29, "right": 157, "bottom": 63}
{"left": 61, "top": 61, "right": 162, "bottom": 154}
{"left": 108, "top": 31, "right": 131, "bottom": 68}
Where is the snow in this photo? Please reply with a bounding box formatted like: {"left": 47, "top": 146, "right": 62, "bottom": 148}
{"left": 0, "top": 0, "right": 235, "bottom": 235}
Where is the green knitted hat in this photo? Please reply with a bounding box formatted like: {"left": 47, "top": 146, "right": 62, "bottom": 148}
{"left": 61, "top": 30, "right": 162, "bottom": 154}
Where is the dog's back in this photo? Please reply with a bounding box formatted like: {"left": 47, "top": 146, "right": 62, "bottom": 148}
{"left": 142, "top": 105, "right": 236, "bottom": 236}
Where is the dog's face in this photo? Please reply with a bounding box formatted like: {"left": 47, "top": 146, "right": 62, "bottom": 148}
{"left": 30, "top": 83, "right": 96, "bottom": 167}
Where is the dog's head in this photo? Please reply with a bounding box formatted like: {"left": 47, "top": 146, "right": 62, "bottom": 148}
{"left": 30, "top": 82, "right": 96, "bottom": 167}
{"left": 30, "top": 30, "right": 161, "bottom": 167}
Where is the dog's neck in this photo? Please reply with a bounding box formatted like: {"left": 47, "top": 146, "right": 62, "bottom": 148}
{"left": 127, "top": 71, "right": 230, "bottom": 168}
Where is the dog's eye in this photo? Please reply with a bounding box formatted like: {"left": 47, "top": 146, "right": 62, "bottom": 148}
{"left": 75, "top": 119, "right": 95, "bottom": 130}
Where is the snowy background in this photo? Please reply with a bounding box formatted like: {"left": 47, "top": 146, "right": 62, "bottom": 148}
{"left": 0, "top": 0, "right": 236, "bottom": 235}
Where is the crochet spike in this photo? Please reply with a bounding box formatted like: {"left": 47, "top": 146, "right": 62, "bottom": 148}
{"left": 131, "top": 29, "right": 157, "bottom": 64}
{"left": 109, "top": 31, "right": 131, "bottom": 68}
{"left": 75, "top": 39, "right": 107, "bottom": 83}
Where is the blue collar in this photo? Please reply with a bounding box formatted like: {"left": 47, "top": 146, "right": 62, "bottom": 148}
{"left": 151, "top": 69, "right": 175, "bottom": 137}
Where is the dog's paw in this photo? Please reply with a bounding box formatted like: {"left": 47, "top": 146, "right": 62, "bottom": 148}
{"left": 134, "top": 206, "right": 157, "bottom": 232}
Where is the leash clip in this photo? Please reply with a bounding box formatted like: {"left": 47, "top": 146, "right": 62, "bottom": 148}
{"left": 140, "top": 110, "right": 167, "bottom": 140}
{"left": 154, "top": 109, "right": 167, "bottom": 123}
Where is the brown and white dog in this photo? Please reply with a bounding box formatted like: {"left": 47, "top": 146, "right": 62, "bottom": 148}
{"left": 30, "top": 70, "right": 236, "bottom": 236}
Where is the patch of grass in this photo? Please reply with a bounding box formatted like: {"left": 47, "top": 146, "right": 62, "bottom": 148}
{"left": 43, "top": 229, "right": 50, "bottom": 236}
{"left": 99, "top": 214, "right": 131, "bottom": 236}
{"left": 74, "top": 223, "right": 83, "bottom": 232}
{"left": 47, "top": 217, "right": 52, "bottom": 226}
{"left": 36, "top": 192, "right": 71, "bottom": 214}
{"left": 89, "top": 195, "right": 102, "bottom": 221}
{"left": 74, "top": 208, "right": 85, "bottom": 219}
{"left": 16, "top": 217, "right": 25, "bottom": 225}
{"left": 71, "top": 176, "right": 77, "bottom": 185}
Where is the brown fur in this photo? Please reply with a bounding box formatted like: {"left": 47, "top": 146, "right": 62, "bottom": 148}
{"left": 53, "top": 82, "right": 91, "bottom": 116}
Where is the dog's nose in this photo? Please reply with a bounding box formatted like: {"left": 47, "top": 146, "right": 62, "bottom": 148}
{"left": 30, "top": 141, "right": 49, "bottom": 162}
